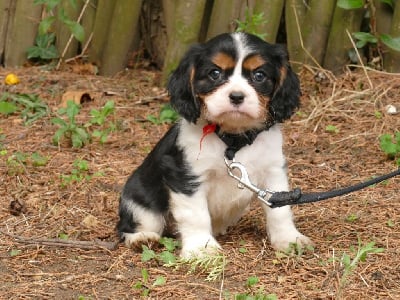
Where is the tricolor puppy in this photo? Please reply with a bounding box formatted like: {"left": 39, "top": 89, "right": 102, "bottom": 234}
{"left": 117, "top": 32, "right": 312, "bottom": 257}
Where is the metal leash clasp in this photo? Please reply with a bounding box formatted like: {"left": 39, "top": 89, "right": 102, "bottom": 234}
{"left": 224, "top": 157, "right": 274, "bottom": 207}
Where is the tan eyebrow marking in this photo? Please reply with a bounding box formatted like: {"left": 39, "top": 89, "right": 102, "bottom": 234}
{"left": 243, "top": 54, "right": 266, "bottom": 70}
{"left": 211, "top": 52, "right": 235, "bottom": 70}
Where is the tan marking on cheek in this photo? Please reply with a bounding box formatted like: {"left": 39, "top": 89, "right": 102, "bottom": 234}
{"left": 243, "top": 55, "right": 266, "bottom": 70}
{"left": 212, "top": 52, "right": 235, "bottom": 70}
{"left": 258, "top": 95, "right": 270, "bottom": 119}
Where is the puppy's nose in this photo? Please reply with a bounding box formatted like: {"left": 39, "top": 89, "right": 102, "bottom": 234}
{"left": 229, "top": 91, "right": 245, "bottom": 105}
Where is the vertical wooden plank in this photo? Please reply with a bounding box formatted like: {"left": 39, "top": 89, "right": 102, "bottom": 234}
{"left": 161, "top": 0, "right": 207, "bottom": 83}
{"left": 4, "top": 0, "right": 42, "bottom": 67}
{"left": 88, "top": 0, "right": 116, "bottom": 67}
{"left": 206, "top": 0, "right": 242, "bottom": 40}
{"left": 323, "top": 6, "right": 364, "bottom": 73}
{"left": 0, "top": 0, "right": 12, "bottom": 64}
{"left": 99, "top": 0, "right": 143, "bottom": 76}
{"left": 252, "top": 0, "right": 284, "bottom": 43}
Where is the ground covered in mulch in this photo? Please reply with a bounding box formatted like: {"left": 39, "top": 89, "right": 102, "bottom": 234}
{"left": 0, "top": 63, "right": 399, "bottom": 299}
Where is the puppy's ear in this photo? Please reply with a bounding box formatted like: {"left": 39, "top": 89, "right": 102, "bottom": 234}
{"left": 269, "top": 47, "right": 301, "bottom": 123}
{"left": 167, "top": 45, "right": 203, "bottom": 123}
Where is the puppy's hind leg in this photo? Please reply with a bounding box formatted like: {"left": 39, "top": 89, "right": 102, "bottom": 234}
{"left": 117, "top": 200, "right": 165, "bottom": 248}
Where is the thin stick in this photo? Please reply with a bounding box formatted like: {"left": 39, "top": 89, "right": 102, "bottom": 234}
{"left": 1, "top": 229, "right": 118, "bottom": 251}
{"left": 56, "top": 0, "right": 91, "bottom": 70}
{"left": 346, "top": 29, "right": 374, "bottom": 89}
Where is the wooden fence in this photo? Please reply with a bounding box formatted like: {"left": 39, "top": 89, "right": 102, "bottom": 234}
{"left": 0, "top": 0, "right": 399, "bottom": 82}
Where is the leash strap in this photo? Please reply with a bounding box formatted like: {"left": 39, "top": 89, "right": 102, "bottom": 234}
{"left": 225, "top": 158, "right": 400, "bottom": 208}
{"left": 268, "top": 168, "right": 400, "bottom": 208}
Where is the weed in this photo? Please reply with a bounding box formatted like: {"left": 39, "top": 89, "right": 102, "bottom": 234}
{"left": 58, "top": 232, "right": 69, "bottom": 240}
{"left": 345, "top": 213, "right": 359, "bottom": 222}
{"left": 133, "top": 268, "right": 166, "bottom": 297}
{"left": 4, "top": 151, "right": 48, "bottom": 175}
{"left": 9, "top": 249, "right": 21, "bottom": 257}
{"left": 325, "top": 124, "right": 339, "bottom": 133}
{"left": 147, "top": 104, "right": 179, "bottom": 125}
{"left": 233, "top": 276, "right": 278, "bottom": 300}
{"left": 28, "top": 0, "right": 85, "bottom": 62}
{"left": 52, "top": 100, "right": 90, "bottom": 148}
{"left": 337, "top": 238, "right": 384, "bottom": 295}
{"left": 235, "top": 8, "right": 267, "bottom": 40}
{"left": 86, "top": 100, "right": 116, "bottom": 144}
{"left": 379, "top": 132, "right": 400, "bottom": 165}
{"left": 61, "top": 158, "right": 103, "bottom": 187}
{"left": 238, "top": 240, "right": 248, "bottom": 254}
{"left": 0, "top": 92, "right": 49, "bottom": 124}
{"left": 140, "top": 237, "right": 226, "bottom": 281}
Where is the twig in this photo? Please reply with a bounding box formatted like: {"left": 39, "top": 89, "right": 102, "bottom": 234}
{"left": 346, "top": 29, "right": 374, "bottom": 89}
{"left": 1, "top": 229, "right": 118, "bottom": 251}
{"left": 56, "top": 0, "right": 91, "bottom": 70}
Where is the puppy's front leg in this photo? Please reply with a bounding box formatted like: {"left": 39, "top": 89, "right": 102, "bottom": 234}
{"left": 262, "top": 166, "right": 312, "bottom": 251}
{"left": 170, "top": 191, "right": 221, "bottom": 258}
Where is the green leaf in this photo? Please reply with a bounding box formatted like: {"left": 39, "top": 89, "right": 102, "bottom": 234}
{"left": 31, "top": 152, "right": 48, "bottom": 167}
{"left": 337, "top": 0, "right": 365, "bottom": 9}
{"left": 141, "top": 268, "right": 149, "bottom": 283}
{"left": 58, "top": 232, "right": 68, "bottom": 240}
{"left": 353, "top": 32, "right": 378, "bottom": 44}
{"left": 380, "top": 133, "right": 397, "bottom": 156}
{"left": 380, "top": 34, "right": 400, "bottom": 52}
{"left": 152, "top": 276, "right": 166, "bottom": 287}
{"left": 141, "top": 246, "right": 156, "bottom": 262}
{"left": 0, "top": 101, "right": 18, "bottom": 115}
{"left": 68, "top": 22, "right": 85, "bottom": 43}
{"left": 246, "top": 276, "right": 259, "bottom": 287}
{"left": 9, "top": 249, "right": 21, "bottom": 257}
{"left": 38, "top": 16, "right": 56, "bottom": 35}
{"left": 159, "top": 237, "right": 179, "bottom": 252}
{"left": 159, "top": 251, "right": 176, "bottom": 265}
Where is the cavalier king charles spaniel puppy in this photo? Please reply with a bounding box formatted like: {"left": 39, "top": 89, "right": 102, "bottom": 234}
{"left": 117, "top": 32, "right": 312, "bottom": 257}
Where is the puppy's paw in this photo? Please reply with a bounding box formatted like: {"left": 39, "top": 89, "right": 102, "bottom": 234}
{"left": 270, "top": 229, "right": 313, "bottom": 252}
{"left": 122, "top": 232, "right": 161, "bottom": 249}
{"left": 180, "top": 234, "right": 221, "bottom": 259}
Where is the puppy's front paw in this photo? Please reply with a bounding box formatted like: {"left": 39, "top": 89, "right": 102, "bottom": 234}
{"left": 122, "top": 232, "right": 161, "bottom": 249}
{"left": 180, "top": 234, "right": 221, "bottom": 258}
{"left": 270, "top": 229, "right": 313, "bottom": 252}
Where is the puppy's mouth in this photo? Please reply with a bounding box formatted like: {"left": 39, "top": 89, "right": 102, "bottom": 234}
{"left": 207, "top": 110, "right": 265, "bottom": 133}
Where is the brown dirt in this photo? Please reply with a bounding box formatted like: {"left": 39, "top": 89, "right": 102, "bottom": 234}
{"left": 0, "top": 64, "right": 399, "bottom": 300}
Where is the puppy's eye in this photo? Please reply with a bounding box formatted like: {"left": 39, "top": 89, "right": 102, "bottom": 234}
{"left": 209, "top": 69, "right": 222, "bottom": 80}
{"left": 252, "top": 70, "right": 266, "bottom": 82}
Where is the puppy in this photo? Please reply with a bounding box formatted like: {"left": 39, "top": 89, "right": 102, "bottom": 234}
{"left": 117, "top": 32, "right": 312, "bottom": 257}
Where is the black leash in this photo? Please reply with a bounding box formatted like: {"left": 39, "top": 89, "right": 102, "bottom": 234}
{"left": 218, "top": 125, "right": 400, "bottom": 208}
{"left": 268, "top": 168, "right": 400, "bottom": 208}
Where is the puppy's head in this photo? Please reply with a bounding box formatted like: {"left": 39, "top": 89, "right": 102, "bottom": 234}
{"left": 168, "top": 32, "right": 300, "bottom": 133}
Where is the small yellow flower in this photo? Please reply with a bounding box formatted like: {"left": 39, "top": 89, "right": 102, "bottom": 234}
{"left": 5, "top": 73, "right": 20, "bottom": 85}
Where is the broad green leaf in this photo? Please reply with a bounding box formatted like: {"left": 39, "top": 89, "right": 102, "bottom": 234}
{"left": 0, "top": 101, "right": 17, "bottom": 115}
{"left": 152, "top": 276, "right": 166, "bottom": 286}
{"left": 337, "top": 0, "right": 365, "bottom": 9}
{"left": 380, "top": 34, "right": 400, "bottom": 51}
{"left": 159, "top": 251, "right": 176, "bottom": 265}
{"left": 38, "top": 16, "right": 56, "bottom": 35}
{"left": 141, "top": 246, "right": 156, "bottom": 262}
{"left": 353, "top": 32, "right": 378, "bottom": 44}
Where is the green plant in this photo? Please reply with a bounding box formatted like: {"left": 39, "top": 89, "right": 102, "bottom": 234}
{"left": 27, "top": 0, "right": 85, "bottom": 62}
{"left": 379, "top": 132, "right": 400, "bottom": 165}
{"left": 147, "top": 104, "right": 179, "bottom": 125}
{"left": 86, "top": 100, "right": 116, "bottom": 144}
{"left": 233, "top": 276, "right": 278, "bottom": 300}
{"left": 133, "top": 268, "right": 166, "bottom": 297}
{"left": 52, "top": 100, "right": 90, "bottom": 148}
{"left": 337, "top": 239, "right": 384, "bottom": 295}
{"left": 61, "top": 158, "right": 103, "bottom": 187}
{"left": 0, "top": 93, "right": 49, "bottom": 124}
{"left": 325, "top": 124, "right": 339, "bottom": 133}
{"left": 338, "top": 0, "right": 400, "bottom": 66}
{"left": 4, "top": 151, "right": 48, "bottom": 175}
{"left": 235, "top": 8, "right": 267, "bottom": 40}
